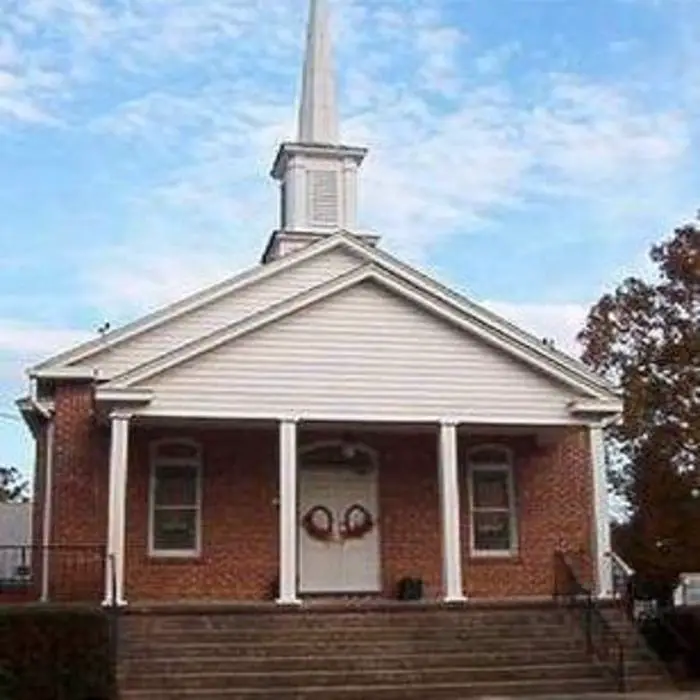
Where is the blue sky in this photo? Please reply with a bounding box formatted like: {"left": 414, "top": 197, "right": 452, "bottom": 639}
{"left": 1, "top": 0, "right": 699, "bottom": 477}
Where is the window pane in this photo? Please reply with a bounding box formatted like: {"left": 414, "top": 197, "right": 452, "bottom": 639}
{"left": 473, "top": 470, "right": 510, "bottom": 509}
{"left": 153, "top": 509, "right": 197, "bottom": 552}
{"left": 155, "top": 465, "right": 197, "bottom": 506}
{"left": 473, "top": 511, "right": 512, "bottom": 551}
{"left": 156, "top": 442, "right": 199, "bottom": 460}
{"left": 470, "top": 447, "right": 509, "bottom": 465}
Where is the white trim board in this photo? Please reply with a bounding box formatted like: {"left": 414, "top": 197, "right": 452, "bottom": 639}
{"left": 119, "top": 408, "right": 595, "bottom": 426}
{"left": 102, "top": 263, "right": 616, "bottom": 407}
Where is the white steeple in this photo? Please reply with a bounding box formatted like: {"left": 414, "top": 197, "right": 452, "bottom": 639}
{"left": 297, "top": 0, "right": 339, "bottom": 144}
{"left": 262, "top": 0, "right": 375, "bottom": 263}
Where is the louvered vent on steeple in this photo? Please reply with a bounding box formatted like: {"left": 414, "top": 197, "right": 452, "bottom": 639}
{"left": 308, "top": 170, "right": 339, "bottom": 226}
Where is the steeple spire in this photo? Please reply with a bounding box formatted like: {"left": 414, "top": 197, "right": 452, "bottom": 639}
{"left": 298, "top": 0, "right": 339, "bottom": 144}
{"left": 263, "top": 0, "right": 376, "bottom": 263}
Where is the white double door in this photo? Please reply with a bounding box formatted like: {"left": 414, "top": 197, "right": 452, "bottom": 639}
{"left": 298, "top": 467, "right": 380, "bottom": 594}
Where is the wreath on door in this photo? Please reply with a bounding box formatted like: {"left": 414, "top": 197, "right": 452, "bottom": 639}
{"left": 301, "top": 505, "right": 334, "bottom": 542}
{"left": 341, "top": 503, "right": 375, "bottom": 540}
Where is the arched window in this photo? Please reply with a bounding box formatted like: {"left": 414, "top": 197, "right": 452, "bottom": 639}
{"left": 467, "top": 445, "right": 517, "bottom": 556}
{"left": 149, "top": 439, "right": 202, "bottom": 557}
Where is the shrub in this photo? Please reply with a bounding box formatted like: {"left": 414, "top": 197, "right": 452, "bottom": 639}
{"left": 0, "top": 606, "right": 114, "bottom": 700}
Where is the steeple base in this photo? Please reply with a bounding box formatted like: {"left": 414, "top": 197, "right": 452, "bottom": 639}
{"left": 261, "top": 229, "right": 379, "bottom": 264}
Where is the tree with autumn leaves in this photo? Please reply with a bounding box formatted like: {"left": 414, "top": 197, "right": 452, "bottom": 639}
{"left": 578, "top": 218, "right": 699, "bottom": 584}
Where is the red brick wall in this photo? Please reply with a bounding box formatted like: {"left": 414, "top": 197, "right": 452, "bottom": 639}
{"left": 52, "top": 383, "right": 109, "bottom": 545}
{"left": 460, "top": 430, "right": 594, "bottom": 597}
{"left": 375, "top": 433, "right": 442, "bottom": 598}
{"left": 42, "top": 386, "right": 595, "bottom": 602}
{"left": 125, "top": 426, "right": 278, "bottom": 601}
{"left": 48, "top": 383, "right": 109, "bottom": 600}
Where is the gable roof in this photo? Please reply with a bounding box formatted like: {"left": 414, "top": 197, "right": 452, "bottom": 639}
{"left": 102, "top": 261, "right": 615, "bottom": 403}
{"left": 33, "top": 231, "right": 617, "bottom": 403}
{"left": 31, "top": 232, "right": 357, "bottom": 373}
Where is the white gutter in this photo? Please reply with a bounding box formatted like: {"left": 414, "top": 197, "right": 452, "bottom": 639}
{"left": 568, "top": 399, "right": 623, "bottom": 416}
{"left": 29, "top": 367, "right": 99, "bottom": 380}
{"left": 94, "top": 388, "right": 153, "bottom": 404}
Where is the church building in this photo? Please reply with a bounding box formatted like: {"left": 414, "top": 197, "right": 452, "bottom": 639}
{"left": 19, "top": 0, "right": 621, "bottom": 608}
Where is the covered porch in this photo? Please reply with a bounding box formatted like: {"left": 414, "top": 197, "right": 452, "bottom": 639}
{"left": 100, "top": 414, "right": 610, "bottom": 606}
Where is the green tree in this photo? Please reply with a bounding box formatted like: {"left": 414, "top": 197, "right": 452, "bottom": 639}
{"left": 578, "top": 219, "right": 699, "bottom": 579}
{"left": 0, "top": 466, "right": 29, "bottom": 503}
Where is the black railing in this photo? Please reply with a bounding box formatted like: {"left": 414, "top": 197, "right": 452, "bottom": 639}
{"left": 609, "top": 551, "right": 636, "bottom": 620}
{"left": 0, "top": 546, "right": 32, "bottom": 590}
{"left": 553, "top": 550, "right": 626, "bottom": 692}
{"left": 0, "top": 545, "right": 106, "bottom": 603}
{"left": 609, "top": 550, "right": 692, "bottom": 674}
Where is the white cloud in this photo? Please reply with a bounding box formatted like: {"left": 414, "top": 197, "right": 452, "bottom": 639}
{"left": 82, "top": 244, "right": 241, "bottom": 318}
{"left": 527, "top": 74, "right": 688, "bottom": 187}
{"left": 0, "top": 94, "right": 54, "bottom": 123}
{"left": 0, "top": 0, "right": 696, "bottom": 343}
{"left": 3, "top": 0, "right": 690, "bottom": 239}
{"left": 0, "top": 320, "right": 91, "bottom": 356}
{"left": 0, "top": 321, "right": 91, "bottom": 392}
{"left": 484, "top": 301, "right": 589, "bottom": 359}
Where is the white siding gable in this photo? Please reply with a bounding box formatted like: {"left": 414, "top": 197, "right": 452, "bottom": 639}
{"left": 70, "top": 248, "right": 360, "bottom": 378}
{"left": 137, "top": 281, "right": 586, "bottom": 424}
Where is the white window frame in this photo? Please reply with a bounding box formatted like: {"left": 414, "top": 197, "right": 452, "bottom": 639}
{"left": 148, "top": 438, "right": 203, "bottom": 559}
{"left": 467, "top": 445, "right": 518, "bottom": 558}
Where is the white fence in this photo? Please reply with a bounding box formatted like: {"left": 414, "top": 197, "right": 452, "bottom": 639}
{"left": 0, "top": 503, "right": 32, "bottom": 581}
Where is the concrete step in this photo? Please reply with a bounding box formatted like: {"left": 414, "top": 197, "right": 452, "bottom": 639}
{"left": 122, "top": 622, "right": 575, "bottom": 644}
{"left": 122, "top": 662, "right": 611, "bottom": 691}
{"left": 123, "top": 609, "right": 568, "bottom": 632}
{"left": 122, "top": 631, "right": 665, "bottom": 659}
{"left": 121, "top": 634, "right": 587, "bottom": 658}
{"left": 119, "top": 674, "right": 618, "bottom": 699}
{"left": 120, "top": 648, "right": 595, "bottom": 675}
{"left": 117, "top": 604, "right": 671, "bottom": 699}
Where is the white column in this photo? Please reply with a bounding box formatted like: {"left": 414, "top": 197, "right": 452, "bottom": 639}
{"left": 289, "top": 160, "right": 306, "bottom": 231}
{"left": 342, "top": 158, "right": 358, "bottom": 230}
{"left": 284, "top": 160, "right": 298, "bottom": 230}
{"left": 104, "top": 412, "right": 131, "bottom": 606}
{"left": 439, "top": 421, "right": 466, "bottom": 602}
{"left": 590, "top": 423, "right": 613, "bottom": 598}
{"left": 277, "top": 418, "right": 300, "bottom": 605}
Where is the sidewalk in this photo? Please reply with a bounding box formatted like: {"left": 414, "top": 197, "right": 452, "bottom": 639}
{"left": 477, "top": 694, "right": 700, "bottom": 699}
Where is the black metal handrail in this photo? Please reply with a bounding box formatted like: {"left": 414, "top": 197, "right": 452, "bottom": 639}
{"left": 609, "top": 551, "right": 636, "bottom": 619}
{"left": 609, "top": 551, "right": 692, "bottom": 657}
{"left": 553, "top": 550, "right": 626, "bottom": 692}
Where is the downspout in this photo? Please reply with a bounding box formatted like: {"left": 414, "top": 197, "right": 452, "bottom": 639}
{"left": 40, "top": 416, "right": 55, "bottom": 603}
